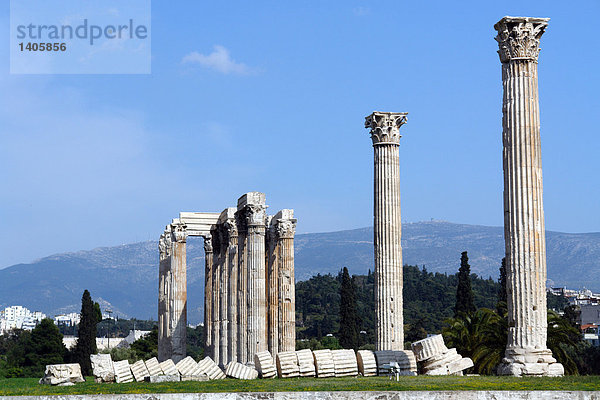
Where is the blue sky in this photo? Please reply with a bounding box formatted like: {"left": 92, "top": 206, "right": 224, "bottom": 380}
{"left": 1, "top": 0, "right": 599, "bottom": 268}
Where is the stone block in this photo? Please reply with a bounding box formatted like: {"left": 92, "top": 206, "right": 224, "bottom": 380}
{"left": 225, "top": 361, "right": 258, "bottom": 380}
{"left": 130, "top": 360, "right": 150, "bottom": 382}
{"left": 145, "top": 375, "right": 180, "bottom": 383}
{"left": 296, "top": 349, "right": 316, "bottom": 377}
{"left": 332, "top": 349, "right": 358, "bottom": 377}
{"left": 181, "top": 375, "right": 209, "bottom": 381}
{"left": 276, "top": 351, "right": 300, "bottom": 378}
{"left": 39, "top": 363, "right": 85, "bottom": 386}
{"left": 374, "top": 350, "right": 417, "bottom": 375}
{"left": 159, "top": 359, "right": 178, "bottom": 376}
{"left": 197, "top": 356, "right": 226, "bottom": 380}
{"left": 145, "top": 357, "right": 163, "bottom": 376}
{"left": 425, "top": 357, "right": 474, "bottom": 376}
{"left": 313, "top": 349, "right": 335, "bottom": 378}
{"left": 113, "top": 360, "right": 134, "bottom": 383}
{"left": 357, "top": 350, "right": 377, "bottom": 377}
{"left": 548, "top": 363, "right": 565, "bottom": 377}
{"left": 254, "top": 351, "right": 277, "bottom": 379}
{"left": 176, "top": 356, "right": 204, "bottom": 377}
{"left": 411, "top": 334, "right": 448, "bottom": 362}
{"left": 90, "top": 353, "right": 115, "bottom": 383}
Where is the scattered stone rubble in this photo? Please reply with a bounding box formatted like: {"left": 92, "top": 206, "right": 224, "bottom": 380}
{"left": 295, "top": 349, "right": 316, "bottom": 377}
{"left": 145, "top": 357, "right": 162, "bottom": 376}
{"left": 197, "top": 356, "right": 226, "bottom": 380}
{"left": 176, "top": 356, "right": 207, "bottom": 381}
{"left": 254, "top": 351, "right": 277, "bottom": 378}
{"left": 276, "top": 351, "right": 300, "bottom": 378}
{"left": 113, "top": 360, "right": 134, "bottom": 383}
{"left": 39, "top": 363, "right": 85, "bottom": 386}
{"left": 90, "top": 353, "right": 115, "bottom": 383}
{"left": 332, "top": 349, "right": 358, "bottom": 377}
{"left": 130, "top": 360, "right": 150, "bottom": 382}
{"left": 411, "top": 334, "right": 473, "bottom": 376}
{"left": 374, "top": 350, "right": 417, "bottom": 376}
{"left": 356, "top": 350, "right": 377, "bottom": 377}
{"left": 312, "top": 349, "right": 335, "bottom": 378}
{"left": 225, "top": 361, "right": 259, "bottom": 380}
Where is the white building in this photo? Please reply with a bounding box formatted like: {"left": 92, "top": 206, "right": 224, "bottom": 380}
{"left": 0, "top": 306, "right": 47, "bottom": 333}
{"left": 54, "top": 313, "right": 80, "bottom": 326}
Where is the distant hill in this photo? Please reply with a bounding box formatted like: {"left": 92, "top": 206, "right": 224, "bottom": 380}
{"left": 1, "top": 221, "right": 598, "bottom": 323}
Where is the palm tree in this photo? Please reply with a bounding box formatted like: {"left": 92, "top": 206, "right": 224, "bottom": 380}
{"left": 547, "top": 310, "right": 581, "bottom": 375}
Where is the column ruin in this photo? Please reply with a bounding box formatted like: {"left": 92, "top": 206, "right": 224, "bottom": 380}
{"left": 275, "top": 210, "right": 297, "bottom": 353}
{"left": 494, "top": 16, "right": 563, "bottom": 377}
{"left": 365, "top": 111, "right": 407, "bottom": 351}
{"left": 203, "top": 235, "right": 213, "bottom": 359}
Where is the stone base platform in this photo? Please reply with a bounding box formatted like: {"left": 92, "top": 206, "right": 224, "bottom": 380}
{"left": 498, "top": 348, "right": 564, "bottom": 377}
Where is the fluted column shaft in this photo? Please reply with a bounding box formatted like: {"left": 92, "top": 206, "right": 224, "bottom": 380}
{"left": 267, "top": 225, "right": 279, "bottom": 356}
{"left": 170, "top": 236, "right": 187, "bottom": 363}
{"left": 157, "top": 230, "right": 171, "bottom": 361}
{"left": 227, "top": 225, "right": 238, "bottom": 363}
{"left": 365, "top": 112, "right": 407, "bottom": 351}
{"left": 278, "top": 231, "right": 296, "bottom": 352}
{"left": 218, "top": 227, "right": 229, "bottom": 367}
{"left": 236, "top": 214, "right": 248, "bottom": 363}
{"left": 211, "top": 227, "right": 221, "bottom": 366}
{"left": 247, "top": 221, "right": 267, "bottom": 362}
{"left": 203, "top": 236, "right": 213, "bottom": 358}
{"left": 502, "top": 58, "right": 548, "bottom": 350}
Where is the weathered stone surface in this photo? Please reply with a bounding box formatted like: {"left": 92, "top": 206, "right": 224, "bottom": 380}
{"left": 197, "top": 356, "right": 226, "bottom": 380}
{"left": 422, "top": 349, "right": 462, "bottom": 372}
{"left": 130, "top": 360, "right": 149, "bottom": 382}
{"left": 181, "top": 375, "right": 209, "bottom": 381}
{"left": 411, "top": 335, "right": 448, "bottom": 362}
{"left": 493, "top": 16, "right": 563, "bottom": 377}
{"left": 145, "top": 374, "right": 180, "bottom": 383}
{"left": 312, "top": 349, "right": 335, "bottom": 378}
{"left": 254, "top": 351, "right": 277, "bottom": 379}
{"left": 39, "top": 363, "right": 85, "bottom": 386}
{"left": 90, "top": 354, "right": 114, "bottom": 383}
{"left": 113, "top": 360, "right": 134, "bottom": 383}
{"left": 145, "top": 357, "right": 162, "bottom": 376}
{"left": 295, "top": 349, "right": 316, "bottom": 377}
{"left": 425, "top": 357, "right": 474, "bottom": 376}
{"left": 374, "top": 350, "right": 417, "bottom": 375}
{"left": 176, "top": 356, "right": 203, "bottom": 378}
{"left": 159, "top": 359, "right": 178, "bottom": 376}
{"left": 276, "top": 351, "right": 300, "bottom": 378}
{"left": 356, "top": 350, "right": 377, "bottom": 377}
{"left": 365, "top": 111, "right": 407, "bottom": 351}
{"left": 225, "top": 361, "right": 258, "bottom": 380}
{"left": 332, "top": 349, "right": 358, "bottom": 377}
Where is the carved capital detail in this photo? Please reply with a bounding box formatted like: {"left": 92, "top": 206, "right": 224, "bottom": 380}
{"left": 365, "top": 112, "right": 408, "bottom": 146}
{"left": 248, "top": 225, "right": 266, "bottom": 236}
{"left": 244, "top": 204, "right": 267, "bottom": 226}
{"left": 203, "top": 236, "right": 213, "bottom": 253}
{"left": 224, "top": 218, "right": 238, "bottom": 241}
{"left": 170, "top": 221, "right": 188, "bottom": 243}
{"left": 159, "top": 228, "right": 173, "bottom": 261}
{"left": 494, "top": 16, "right": 549, "bottom": 63}
{"left": 276, "top": 219, "right": 297, "bottom": 239}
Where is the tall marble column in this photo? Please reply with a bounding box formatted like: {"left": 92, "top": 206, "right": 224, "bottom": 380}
{"left": 224, "top": 213, "right": 239, "bottom": 363}
{"left": 158, "top": 221, "right": 188, "bottom": 362}
{"left": 266, "top": 218, "right": 279, "bottom": 357}
{"left": 210, "top": 225, "right": 222, "bottom": 366}
{"left": 238, "top": 192, "right": 267, "bottom": 365}
{"left": 494, "top": 16, "right": 563, "bottom": 377}
{"left": 275, "top": 211, "right": 297, "bottom": 352}
{"left": 235, "top": 208, "right": 248, "bottom": 363}
{"left": 157, "top": 227, "right": 172, "bottom": 361}
{"left": 203, "top": 235, "right": 213, "bottom": 358}
{"left": 365, "top": 112, "right": 407, "bottom": 351}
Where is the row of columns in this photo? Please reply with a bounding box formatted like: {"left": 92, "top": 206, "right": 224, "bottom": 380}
{"left": 205, "top": 192, "right": 297, "bottom": 367}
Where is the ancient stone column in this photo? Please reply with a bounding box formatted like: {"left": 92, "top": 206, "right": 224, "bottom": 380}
{"left": 210, "top": 225, "right": 222, "bottom": 367}
{"left": 238, "top": 192, "right": 267, "bottom": 365}
{"left": 158, "top": 221, "right": 188, "bottom": 362}
{"left": 266, "top": 218, "right": 279, "bottom": 357}
{"left": 365, "top": 111, "right": 407, "bottom": 351}
{"left": 224, "top": 211, "right": 239, "bottom": 364}
{"left": 157, "top": 227, "right": 172, "bottom": 361}
{"left": 203, "top": 235, "right": 213, "bottom": 359}
{"left": 494, "top": 16, "right": 563, "bottom": 377}
{"left": 235, "top": 208, "right": 248, "bottom": 364}
{"left": 276, "top": 211, "right": 297, "bottom": 353}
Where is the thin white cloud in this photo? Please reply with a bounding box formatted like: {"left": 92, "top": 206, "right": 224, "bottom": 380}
{"left": 182, "top": 45, "right": 252, "bottom": 75}
{"left": 353, "top": 7, "right": 370, "bottom": 16}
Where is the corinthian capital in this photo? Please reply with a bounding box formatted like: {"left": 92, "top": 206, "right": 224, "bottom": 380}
{"left": 203, "top": 236, "right": 213, "bottom": 253}
{"left": 276, "top": 219, "right": 297, "bottom": 239}
{"left": 170, "top": 221, "right": 188, "bottom": 243}
{"left": 494, "top": 16, "right": 549, "bottom": 63}
{"left": 244, "top": 204, "right": 267, "bottom": 226}
{"left": 365, "top": 112, "right": 408, "bottom": 146}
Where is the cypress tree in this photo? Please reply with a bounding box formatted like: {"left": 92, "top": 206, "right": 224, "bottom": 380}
{"left": 497, "top": 257, "right": 508, "bottom": 314}
{"left": 74, "top": 290, "right": 98, "bottom": 376}
{"left": 455, "top": 251, "right": 476, "bottom": 316}
{"left": 338, "top": 267, "right": 360, "bottom": 350}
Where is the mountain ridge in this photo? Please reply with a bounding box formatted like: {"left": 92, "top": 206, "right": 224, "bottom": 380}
{"left": 1, "top": 221, "right": 599, "bottom": 323}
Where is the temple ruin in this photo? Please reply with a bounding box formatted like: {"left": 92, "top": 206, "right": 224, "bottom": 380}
{"left": 157, "top": 192, "right": 297, "bottom": 366}
{"left": 494, "top": 16, "right": 563, "bottom": 376}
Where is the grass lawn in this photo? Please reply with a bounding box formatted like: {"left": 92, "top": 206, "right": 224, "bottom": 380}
{"left": 1, "top": 376, "right": 599, "bottom": 396}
